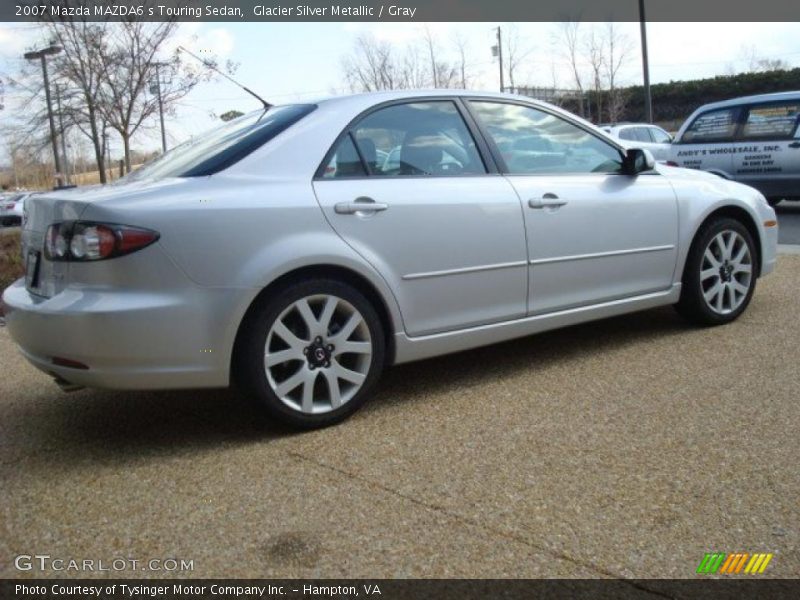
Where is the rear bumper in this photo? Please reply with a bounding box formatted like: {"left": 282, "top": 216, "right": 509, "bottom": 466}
{"left": 2, "top": 279, "right": 240, "bottom": 390}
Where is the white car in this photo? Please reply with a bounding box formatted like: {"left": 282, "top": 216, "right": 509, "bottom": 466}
{"left": 0, "top": 192, "right": 27, "bottom": 227}
{"left": 600, "top": 123, "right": 674, "bottom": 161}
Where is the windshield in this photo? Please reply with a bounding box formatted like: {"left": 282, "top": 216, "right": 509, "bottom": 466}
{"left": 121, "top": 104, "right": 316, "bottom": 182}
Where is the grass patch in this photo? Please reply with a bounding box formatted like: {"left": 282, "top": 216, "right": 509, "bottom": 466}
{"left": 1, "top": 229, "right": 24, "bottom": 295}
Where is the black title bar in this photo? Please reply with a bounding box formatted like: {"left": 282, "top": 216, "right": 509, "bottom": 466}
{"left": 4, "top": 0, "right": 800, "bottom": 22}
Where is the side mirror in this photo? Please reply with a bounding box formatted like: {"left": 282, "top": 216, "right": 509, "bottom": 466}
{"left": 622, "top": 148, "right": 655, "bottom": 175}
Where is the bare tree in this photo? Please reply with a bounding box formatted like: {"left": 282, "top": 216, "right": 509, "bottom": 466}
{"left": 556, "top": 21, "right": 585, "bottom": 117}
{"left": 422, "top": 27, "right": 458, "bottom": 88}
{"left": 602, "top": 23, "right": 633, "bottom": 123}
{"left": 341, "top": 34, "right": 401, "bottom": 92}
{"left": 452, "top": 32, "right": 470, "bottom": 89}
{"left": 342, "top": 31, "right": 458, "bottom": 92}
{"left": 45, "top": 19, "right": 112, "bottom": 182}
{"left": 504, "top": 25, "right": 533, "bottom": 91}
{"left": 583, "top": 26, "right": 605, "bottom": 121}
{"left": 739, "top": 44, "right": 789, "bottom": 72}
{"left": 96, "top": 20, "right": 212, "bottom": 172}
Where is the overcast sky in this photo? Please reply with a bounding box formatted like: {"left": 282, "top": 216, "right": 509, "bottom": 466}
{"left": 1, "top": 21, "right": 800, "bottom": 161}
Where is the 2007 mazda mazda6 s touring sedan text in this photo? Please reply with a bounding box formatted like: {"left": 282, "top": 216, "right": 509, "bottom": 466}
{"left": 2, "top": 91, "right": 778, "bottom": 428}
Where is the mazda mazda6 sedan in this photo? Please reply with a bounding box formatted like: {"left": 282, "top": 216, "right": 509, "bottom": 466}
{"left": 3, "top": 90, "right": 779, "bottom": 428}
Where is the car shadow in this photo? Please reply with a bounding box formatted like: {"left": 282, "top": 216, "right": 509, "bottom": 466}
{"left": 10, "top": 305, "right": 690, "bottom": 470}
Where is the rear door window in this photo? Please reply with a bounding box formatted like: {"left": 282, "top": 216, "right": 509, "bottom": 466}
{"left": 682, "top": 108, "right": 740, "bottom": 143}
{"left": 740, "top": 101, "right": 800, "bottom": 140}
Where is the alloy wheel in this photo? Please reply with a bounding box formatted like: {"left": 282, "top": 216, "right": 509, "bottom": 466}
{"left": 264, "top": 294, "right": 373, "bottom": 414}
{"left": 700, "top": 230, "right": 753, "bottom": 315}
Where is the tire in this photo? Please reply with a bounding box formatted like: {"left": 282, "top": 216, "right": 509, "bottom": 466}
{"left": 767, "top": 197, "right": 783, "bottom": 208}
{"left": 235, "top": 279, "right": 385, "bottom": 429}
{"left": 675, "top": 217, "right": 758, "bottom": 326}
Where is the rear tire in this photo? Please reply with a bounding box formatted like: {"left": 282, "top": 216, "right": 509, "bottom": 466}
{"left": 675, "top": 217, "right": 757, "bottom": 326}
{"left": 235, "top": 279, "right": 385, "bottom": 429}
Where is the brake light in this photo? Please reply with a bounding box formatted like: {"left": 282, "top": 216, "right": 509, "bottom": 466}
{"left": 45, "top": 222, "right": 159, "bottom": 261}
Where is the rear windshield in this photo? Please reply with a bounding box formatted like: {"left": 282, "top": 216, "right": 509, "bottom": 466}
{"left": 122, "top": 104, "right": 316, "bottom": 182}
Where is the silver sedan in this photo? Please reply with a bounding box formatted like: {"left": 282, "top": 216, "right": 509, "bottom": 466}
{"left": 3, "top": 90, "right": 778, "bottom": 428}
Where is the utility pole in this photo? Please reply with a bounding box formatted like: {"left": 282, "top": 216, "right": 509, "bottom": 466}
{"left": 639, "top": 0, "right": 653, "bottom": 123}
{"left": 496, "top": 27, "right": 504, "bottom": 93}
{"left": 154, "top": 63, "right": 167, "bottom": 153}
{"left": 24, "top": 44, "right": 63, "bottom": 188}
{"left": 55, "top": 84, "right": 70, "bottom": 185}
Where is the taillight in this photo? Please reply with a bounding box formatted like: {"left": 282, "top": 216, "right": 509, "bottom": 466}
{"left": 45, "top": 222, "right": 159, "bottom": 261}
{"left": 665, "top": 160, "right": 679, "bottom": 167}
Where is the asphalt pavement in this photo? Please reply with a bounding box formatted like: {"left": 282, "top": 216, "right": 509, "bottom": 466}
{"left": 776, "top": 201, "right": 800, "bottom": 245}
{"left": 1, "top": 256, "right": 798, "bottom": 581}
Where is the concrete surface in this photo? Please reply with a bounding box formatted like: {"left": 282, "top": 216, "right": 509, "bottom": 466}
{"left": 1, "top": 257, "right": 798, "bottom": 580}
{"left": 776, "top": 201, "right": 800, "bottom": 245}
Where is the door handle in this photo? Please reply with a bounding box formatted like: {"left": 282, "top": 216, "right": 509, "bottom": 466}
{"left": 334, "top": 197, "right": 389, "bottom": 215}
{"left": 788, "top": 141, "right": 800, "bottom": 149}
{"left": 528, "top": 194, "right": 568, "bottom": 209}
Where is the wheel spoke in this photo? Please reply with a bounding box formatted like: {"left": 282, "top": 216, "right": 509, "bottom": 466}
{"left": 724, "top": 232, "right": 737, "bottom": 260}
{"left": 319, "top": 296, "right": 338, "bottom": 335}
{"left": 272, "top": 320, "right": 307, "bottom": 350}
{"left": 275, "top": 369, "right": 306, "bottom": 397}
{"left": 295, "top": 298, "right": 318, "bottom": 336}
{"left": 704, "top": 248, "right": 720, "bottom": 268}
{"left": 265, "top": 348, "right": 301, "bottom": 368}
{"left": 323, "top": 369, "right": 343, "bottom": 409}
{"left": 734, "top": 263, "right": 752, "bottom": 274}
{"left": 700, "top": 267, "right": 718, "bottom": 282}
{"left": 715, "top": 286, "right": 724, "bottom": 312}
{"left": 714, "top": 233, "right": 728, "bottom": 260}
{"left": 335, "top": 340, "right": 372, "bottom": 356}
{"left": 732, "top": 280, "right": 749, "bottom": 295}
{"left": 333, "top": 360, "right": 366, "bottom": 385}
{"left": 732, "top": 243, "right": 748, "bottom": 264}
{"left": 726, "top": 284, "right": 735, "bottom": 310}
{"left": 301, "top": 374, "right": 316, "bottom": 413}
{"left": 704, "top": 282, "right": 722, "bottom": 303}
{"left": 332, "top": 313, "right": 363, "bottom": 344}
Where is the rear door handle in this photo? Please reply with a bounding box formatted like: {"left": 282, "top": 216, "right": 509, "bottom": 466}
{"left": 528, "top": 194, "right": 568, "bottom": 209}
{"left": 334, "top": 197, "right": 389, "bottom": 215}
{"left": 789, "top": 141, "right": 800, "bottom": 149}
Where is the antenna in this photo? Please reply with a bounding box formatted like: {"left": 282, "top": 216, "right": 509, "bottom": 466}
{"left": 177, "top": 46, "right": 272, "bottom": 110}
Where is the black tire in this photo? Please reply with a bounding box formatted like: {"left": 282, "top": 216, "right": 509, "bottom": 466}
{"left": 767, "top": 197, "right": 783, "bottom": 208}
{"left": 675, "top": 217, "right": 758, "bottom": 326}
{"left": 235, "top": 279, "right": 385, "bottom": 429}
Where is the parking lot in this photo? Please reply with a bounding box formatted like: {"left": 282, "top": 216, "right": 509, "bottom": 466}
{"left": 1, "top": 254, "right": 798, "bottom": 580}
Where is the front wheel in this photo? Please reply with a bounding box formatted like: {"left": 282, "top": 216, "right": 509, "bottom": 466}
{"left": 675, "top": 218, "right": 757, "bottom": 326}
{"left": 236, "top": 279, "right": 385, "bottom": 429}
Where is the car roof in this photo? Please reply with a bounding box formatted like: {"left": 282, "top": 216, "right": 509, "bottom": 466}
{"left": 693, "top": 90, "right": 800, "bottom": 112}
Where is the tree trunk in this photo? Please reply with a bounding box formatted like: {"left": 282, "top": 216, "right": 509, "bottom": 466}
{"left": 122, "top": 132, "right": 132, "bottom": 173}
{"left": 87, "top": 105, "right": 106, "bottom": 184}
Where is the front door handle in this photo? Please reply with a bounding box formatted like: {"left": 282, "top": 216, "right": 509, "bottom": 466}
{"left": 789, "top": 141, "right": 800, "bottom": 149}
{"left": 334, "top": 197, "right": 389, "bottom": 215}
{"left": 528, "top": 194, "right": 568, "bottom": 209}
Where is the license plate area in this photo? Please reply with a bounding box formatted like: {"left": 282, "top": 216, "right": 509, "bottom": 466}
{"left": 25, "top": 250, "right": 41, "bottom": 290}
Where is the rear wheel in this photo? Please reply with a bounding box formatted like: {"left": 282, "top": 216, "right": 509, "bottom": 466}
{"left": 675, "top": 218, "right": 757, "bottom": 326}
{"left": 236, "top": 279, "right": 385, "bottom": 429}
